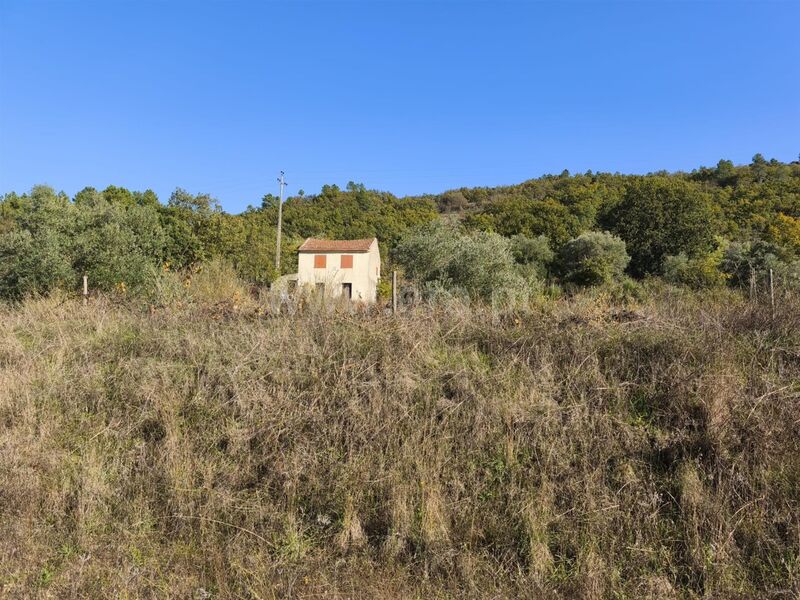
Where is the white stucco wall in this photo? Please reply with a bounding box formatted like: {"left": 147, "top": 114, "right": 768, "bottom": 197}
{"left": 297, "top": 240, "right": 380, "bottom": 302}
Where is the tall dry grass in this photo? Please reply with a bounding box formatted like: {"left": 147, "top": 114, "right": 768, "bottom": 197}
{"left": 0, "top": 284, "right": 798, "bottom": 598}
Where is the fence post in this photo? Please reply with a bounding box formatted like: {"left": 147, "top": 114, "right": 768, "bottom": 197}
{"left": 769, "top": 268, "right": 775, "bottom": 320}
{"left": 391, "top": 271, "right": 397, "bottom": 314}
{"left": 82, "top": 274, "right": 88, "bottom": 306}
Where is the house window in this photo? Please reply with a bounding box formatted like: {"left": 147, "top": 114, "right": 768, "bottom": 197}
{"left": 314, "top": 255, "right": 326, "bottom": 268}
{"left": 341, "top": 255, "right": 353, "bottom": 268}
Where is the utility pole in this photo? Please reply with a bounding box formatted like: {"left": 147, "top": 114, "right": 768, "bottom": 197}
{"left": 275, "top": 171, "right": 287, "bottom": 272}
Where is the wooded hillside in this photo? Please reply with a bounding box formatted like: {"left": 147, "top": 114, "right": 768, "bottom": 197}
{"left": 2, "top": 155, "right": 799, "bottom": 302}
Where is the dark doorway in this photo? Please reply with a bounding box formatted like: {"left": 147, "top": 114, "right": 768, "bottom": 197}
{"left": 342, "top": 283, "right": 352, "bottom": 300}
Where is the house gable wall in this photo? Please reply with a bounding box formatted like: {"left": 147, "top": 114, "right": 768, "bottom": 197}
{"left": 297, "top": 240, "right": 380, "bottom": 302}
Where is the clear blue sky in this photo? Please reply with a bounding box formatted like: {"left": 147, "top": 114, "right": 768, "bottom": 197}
{"left": 1, "top": 1, "right": 798, "bottom": 213}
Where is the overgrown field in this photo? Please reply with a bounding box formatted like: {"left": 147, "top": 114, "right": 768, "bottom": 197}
{"left": 1, "top": 288, "right": 799, "bottom": 598}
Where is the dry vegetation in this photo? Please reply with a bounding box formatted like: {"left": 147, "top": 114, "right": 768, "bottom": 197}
{"left": 1, "top": 283, "right": 799, "bottom": 599}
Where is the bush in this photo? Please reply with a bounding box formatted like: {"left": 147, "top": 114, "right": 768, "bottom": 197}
{"left": 721, "top": 240, "right": 788, "bottom": 288}
{"left": 510, "top": 233, "right": 554, "bottom": 278}
{"left": 558, "top": 231, "right": 630, "bottom": 286}
{"left": 663, "top": 245, "right": 728, "bottom": 289}
{"left": 394, "top": 222, "right": 531, "bottom": 300}
{"left": 0, "top": 186, "right": 77, "bottom": 301}
{"left": 73, "top": 202, "right": 167, "bottom": 292}
{"left": 0, "top": 229, "right": 75, "bottom": 301}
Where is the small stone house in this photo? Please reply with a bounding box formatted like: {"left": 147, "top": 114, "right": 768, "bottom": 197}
{"left": 296, "top": 238, "right": 381, "bottom": 302}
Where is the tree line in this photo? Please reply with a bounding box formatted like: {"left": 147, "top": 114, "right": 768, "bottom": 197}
{"left": 1, "top": 155, "right": 798, "bottom": 301}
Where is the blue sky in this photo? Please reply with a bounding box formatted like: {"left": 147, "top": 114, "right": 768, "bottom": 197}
{"left": 1, "top": 0, "right": 798, "bottom": 213}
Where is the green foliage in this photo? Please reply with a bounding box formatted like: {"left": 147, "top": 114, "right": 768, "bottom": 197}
{"left": 663, "top": 246, "right": 728, "bottom": 289}
{"left": 606, "top": 177, "right": 718, "bottom": 276}
{"left": 721, "top": 240, "right": 800, "bottom": 290}
{"left": 279, "top": 183, "right": 438, "bottom": 251}
{"left": 159, "top": 188, "right": 223, "bottom": 269}
{"left": 0, "top": 186, "right": 76, "bottom": 300}
{"left": 0, "top": 229, "right": 75, "bottom": 300}
{"left": 557, "top": 231, "right": 630, "bottom": 286}
{"left": 207, "top": 211, "right": 280, "bottom": 284}
{"left": 376, "top": 276, "right": 392, "bottom": 301}
{"left": 394, "top": 222, "right": 529, "bottom": 300}
{"left": 73, "top": 201, "right": 167, "bottom": 292}
{"left": 509, "top": 234, "right": 554, "bottom": 279}
{"left": 1, "top": 157, "right": 799, "bottom": 302}
{"left": 766, "top": 213, "right": 800, "bottom": 259}
{"left": 167, "top": 187, "right": 221, "bottom": 214}
{"left": 0, "top": 182, "right": 438, "bottom": 301}
{"left": 464, "top": 195, "right": 582, "bottom": 245}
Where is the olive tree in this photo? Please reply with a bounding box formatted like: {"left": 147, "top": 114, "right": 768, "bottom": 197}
{"left": 394, "top": 222, "right": 530, "bottom": 300}
{"left": 558, "top": 231, "right": 630, "bottom": 286}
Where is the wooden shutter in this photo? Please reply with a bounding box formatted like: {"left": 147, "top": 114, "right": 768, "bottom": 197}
{"left": 314, "top": 255, "right": 326, "bottom": 268}
{"left": 341, "top": 255, "right": 353, "bottom": 268}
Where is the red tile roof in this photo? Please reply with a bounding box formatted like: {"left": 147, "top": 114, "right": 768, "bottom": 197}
{"left": 298, "top": 238, "right": 376, "bottom": 253}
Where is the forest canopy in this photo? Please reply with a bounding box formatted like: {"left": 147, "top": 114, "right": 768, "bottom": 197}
{"left": 1, "top": 156, "right": 799, "bottom": 301}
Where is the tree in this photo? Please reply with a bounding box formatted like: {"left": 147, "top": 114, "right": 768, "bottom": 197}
{"left": 135, "top": 189, "right": 160, "bottom": 207}
{"left": 394, "top": 223, "right": 527, "bottom": 300}
{"left": 606, "top": 177, "right": 717, "bottom": 276}
{"left": 160, "top": 188, "right": 223, "bottom": 268}
{"left": 751, "top": 153, "right": 768, "bottom": 184}
{"left": 74, "top": 186, "right": 104, "bottom": 206}
{"left": 766, "top": 213, "right": 800, "bottom": 259}
{"left": 663, "top": 247, "right": 728, "bottom": 289}
{"left": 509, "top": 234, "right": 554, "bottom": 279}
{"left": 102, "top": 185, "right": 136, "bottom": 207}
{"left": 167, "top": 188, "right": 221, "bottom": 214}
{"left": 0, "top": 229, "right": 75, "bottom": 300}
{"left": 557, "top": 231, "right": 630, "bottom": 286}
{"left": 73, "top": 201, "right": 167, "bottom": 291}
{"left": 722, "top": 240, "right": 783, "bottom": 287}
{"left": 465, "top": 196, "right": 582, "bottom": 245}
{"left": 0, "top": 186, "right": 77, "bottom": 299}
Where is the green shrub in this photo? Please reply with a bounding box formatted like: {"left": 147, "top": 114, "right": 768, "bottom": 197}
{"left": 558, "top": 231, "right": 630, "bottom": 286}
{"left": 0, "top": 186, "right": 77, "bottom": 301}
{"left": 510, "top": 234, "right": 554, "bottom": 279}
{"left": 663, "top": 245, "right": 728, "bottom": 289}
{"left": 720, "top": 240, "right": 798, "bottom": 288}
{"left": 0, "top": 229, "right": 75, "bottom": 301}
{"left": 73, "top": 202, "right": 167, "bottom": 292}
{"left": 394, "top": 222, "right": 531, "bottom": 300}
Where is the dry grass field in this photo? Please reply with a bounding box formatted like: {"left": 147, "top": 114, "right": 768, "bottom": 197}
{"left": 1, "top": 285, "right": 799, "bottom": 598}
